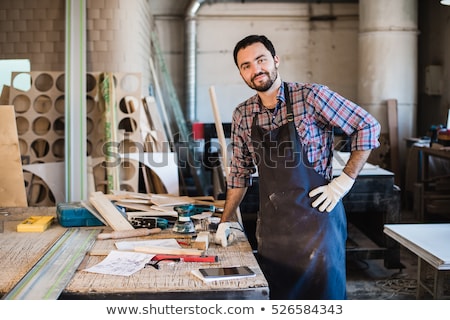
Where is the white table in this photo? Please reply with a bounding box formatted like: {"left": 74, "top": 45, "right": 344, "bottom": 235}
{"left": 384, "top": 223, "right": 450, "bottom": 299}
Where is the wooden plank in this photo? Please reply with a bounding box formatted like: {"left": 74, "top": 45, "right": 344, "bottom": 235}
{"left": 142, "top": 96, "right": 168, "bottom": 152}
{"left": 134, "top": 246, "right": 204, "bottom": 256}
{"left": 209, "top": 87, "right": 229, "bottom": 177}
{"left": 209, "top": 87, "right": 243, "bottom": 225}
{"left": 0, "top": 85, "right": 10, "bottom": 105}
{"left": 149, "top": 194, "right": 194, "bottom": 206}
{"left": 89, "top": 191, "right": 134, "bottom": 231}
{"left": 113, "top": 202, "right": 154, "bottom": 212}
{"left": 0, "top": 105, "right": 28, "bottom": 207}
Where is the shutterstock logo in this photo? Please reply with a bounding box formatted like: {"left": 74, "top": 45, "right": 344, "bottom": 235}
{"left": 99, "top": 134, "right": 350, "bottom": 170}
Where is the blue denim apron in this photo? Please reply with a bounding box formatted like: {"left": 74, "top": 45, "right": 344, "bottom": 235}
{"left": 252, "top": 83, "right": 347, "bottom": 300}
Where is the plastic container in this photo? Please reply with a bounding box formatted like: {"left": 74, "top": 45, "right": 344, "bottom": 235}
{"left": 56, "top": 202, "right": 104, "bottom": 227}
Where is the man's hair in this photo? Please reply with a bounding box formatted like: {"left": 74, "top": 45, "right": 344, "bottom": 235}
{"left": 233, "top": 35, "right": 276, "bottom": 67}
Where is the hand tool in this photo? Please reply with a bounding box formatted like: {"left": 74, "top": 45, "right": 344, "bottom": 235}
{"left": 145, "top": 254, "right": 218, "bottom": 270}
{"left": 173, "top": 205, "right": 196, "bottom": 234}
{"left": 152, "top": 254, "right": 218, "bottom": 263}
{"left": 97, "top": 227, "right": 161, "bottom": 240}
{"left": 128, "top": 216, "right": 169, "bottom": 229}
{"left": 16, "top": 216, "right": 54, "bottom": 232}
{"left": 173, "top": 204, "right": 215, "bottom": 234}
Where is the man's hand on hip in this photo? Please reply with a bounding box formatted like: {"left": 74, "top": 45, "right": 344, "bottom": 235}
{"left": 308, "top": 172, "right": 355, "bottom": 212}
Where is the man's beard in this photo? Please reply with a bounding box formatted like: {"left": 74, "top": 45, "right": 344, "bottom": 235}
{"left": 247, "top": 68, "right": 278, "bottom": 92}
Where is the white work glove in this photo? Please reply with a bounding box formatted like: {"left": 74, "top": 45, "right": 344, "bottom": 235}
{"left": 309, "top": 172, "right": 355, "bottom": 213}
{"left": 215, "top": 222, "right": 235, "bottom": 247}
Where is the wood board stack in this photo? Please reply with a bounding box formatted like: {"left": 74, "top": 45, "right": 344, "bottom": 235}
{"left": 86, "top": 190, "right": 223, "bottom": 229}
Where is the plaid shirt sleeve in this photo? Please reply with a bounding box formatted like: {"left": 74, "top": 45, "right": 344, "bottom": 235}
{"left": 308, "top": 84, "right": 381, "bottom": 151}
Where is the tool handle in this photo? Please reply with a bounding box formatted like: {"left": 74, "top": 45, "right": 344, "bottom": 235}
{"left": 97, "top": 227, "right": 161, "bottom": 240}
{"left": 152, "top": 254, "right": 218, "bottom": 263}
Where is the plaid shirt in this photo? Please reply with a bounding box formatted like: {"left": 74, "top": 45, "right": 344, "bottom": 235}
{"left": 227, "top": 81, "right": 381, "bottom": 188}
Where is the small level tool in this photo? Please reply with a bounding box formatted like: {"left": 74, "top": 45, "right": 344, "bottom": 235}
{"left": 16, "top": 216, "right": 54, "bottom": 232}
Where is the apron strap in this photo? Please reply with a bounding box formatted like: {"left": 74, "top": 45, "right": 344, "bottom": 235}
{"left": 251, "top": 82, "right": 301, "bottom": 156}
{"left": 284, "top": 83, "right": 301, "bottom": 155}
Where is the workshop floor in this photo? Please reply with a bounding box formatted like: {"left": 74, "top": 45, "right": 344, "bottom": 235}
{"left": 346, "top": 209, "right": 419, "bottom": 300}
{"left": 346, "top": 245, "right": 418, "bottom": 300}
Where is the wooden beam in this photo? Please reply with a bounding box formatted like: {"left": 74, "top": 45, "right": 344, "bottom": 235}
{"left": 89, "top": 191, "right": 134, "bottom": 231}
{"left": 0, "top": 105, "right": 28, "bottom": 207}
{"left": 209, "top": 86, "right": 243, "bottom": 226}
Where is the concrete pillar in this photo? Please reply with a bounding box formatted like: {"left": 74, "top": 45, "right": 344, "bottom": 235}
{"left": 358, "top": 0, "right": 418, "bottom": 178}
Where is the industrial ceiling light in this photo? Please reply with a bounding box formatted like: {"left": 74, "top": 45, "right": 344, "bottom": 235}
{"left": 441, "top": 0, "right": 450, "bottom": 5}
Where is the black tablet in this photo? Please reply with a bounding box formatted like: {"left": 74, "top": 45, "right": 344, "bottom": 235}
{"left": 198, "top": 266, "right": 255, "bottom": 279}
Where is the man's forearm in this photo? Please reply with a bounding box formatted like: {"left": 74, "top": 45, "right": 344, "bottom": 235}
{"left": 220, "top": 187, "right": 248, "bottom": 223}
{"left": 343, "top": 150, "right": 372, "bottom": 179}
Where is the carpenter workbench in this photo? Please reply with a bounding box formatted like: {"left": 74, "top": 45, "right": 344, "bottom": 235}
{"left": 0, "top": 207, "right": 269, "bottom": 300}
{"left": 384, "top": 223, "right": 450, "bottom": 299}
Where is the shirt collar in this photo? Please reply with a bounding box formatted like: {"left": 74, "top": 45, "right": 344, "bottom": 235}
{"left": 253, "top": 81, "right": 286, "bottom": 113}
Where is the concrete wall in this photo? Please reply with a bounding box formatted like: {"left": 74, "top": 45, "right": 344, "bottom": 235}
{"left": 1, "top": 0, "right": 449, "bottom": 131}
{"left": 195, "top": 2, "right": 359, "bottom": 124}
{"left": 150, "top": 1, "right": 359, "bottom": 124}
{"left": 151, "top": 0, "right": 450, "bottom": 135}
{"left": 1, "top": 0, "right": 449, "bottom": 146}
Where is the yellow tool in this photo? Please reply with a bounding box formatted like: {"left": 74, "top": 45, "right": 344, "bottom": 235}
{"left": 17, "top": 216, "right": 54, "bottom": 232}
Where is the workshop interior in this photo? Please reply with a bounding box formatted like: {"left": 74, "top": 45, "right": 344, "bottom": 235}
{"left": 0, "top": 0, "right": 450, "bottom": 300}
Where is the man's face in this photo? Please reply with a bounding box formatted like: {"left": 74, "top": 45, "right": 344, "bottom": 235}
{"left": 236, "top": 42, "right": 279, "bottom": 92}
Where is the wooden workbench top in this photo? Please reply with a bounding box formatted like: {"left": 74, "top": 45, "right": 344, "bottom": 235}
{"left": 0, "top": 207, "right": 269, "bottom": 299}
{"left": 63, "top": 229, "right": 269, "bottom": 299}
{"left": 384, "top": 223, "right": 450, "bottom": 270}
